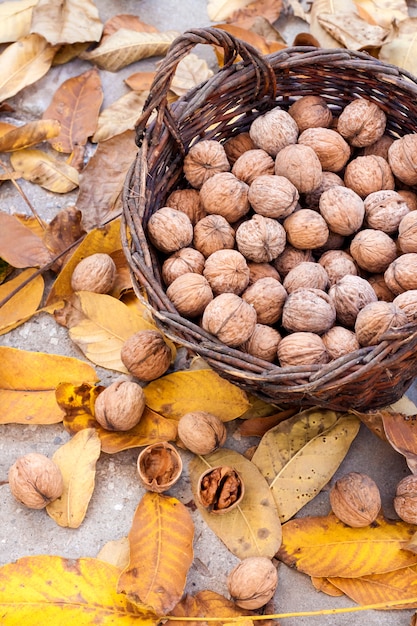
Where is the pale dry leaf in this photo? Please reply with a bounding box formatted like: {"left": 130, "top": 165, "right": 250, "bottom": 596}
{"left": 207, "top": 0, "right": 253, "bottom": 21}
{"left": 170, "top": 54, "right": 214, "bottom": 97}
{"left": 0, "top": 0, "right": 36, "bottom": 44}
{"left": 226, "top": 0, "right": 284, "bottom": 28}
{"left": 92, "top": 91, "right": 149, "bottom": 143}
{"left": 10, "top": 148, "right": 79, "bottom": 193}
{"left": 317, "top": 12, "right": 391, "bottom": 50}
{"left": 102, "top": 14, "right": 158, "bottom": 39}
{"left": 30, "top": 0, "right": 103, "bottom": 45}
{"left": 287, "top": 0, "right": 310, "bottom": 21}
{"left": 379, "top": 18, "right": 417, "bottom": 75}
{"left": 250, "top": 16, "right": 287, "bottom": 43}
{"left": 310, "top": 0, "right": 357, "bottom": 48}
{"left": 353, "top": 0, "right": 408, "bottom": 29}
{"left": 81, "top": 29, "right": 179, "bottom": 72}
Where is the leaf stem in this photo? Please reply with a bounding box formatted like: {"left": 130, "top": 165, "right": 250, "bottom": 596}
{"left": 0, "top": 159, "right": 45, "bottom": 230}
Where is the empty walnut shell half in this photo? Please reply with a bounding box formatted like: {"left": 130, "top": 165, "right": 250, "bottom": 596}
{"left": 197, "top": 466, "right": 244, "bottom": 514}
{"left": 137, "top": 442, "right": 183, "bottom": 493}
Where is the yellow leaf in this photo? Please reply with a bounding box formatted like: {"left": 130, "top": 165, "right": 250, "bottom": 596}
{"left": 353, "top": 0, "right": 409, "bottom": 29}
{"left": 0, "top": 34, "right": 57, "bottom": 103}
{"left": 0, "top": 0, "right": 36, "bottom": 44}
{"left": 30, "top": 0, "right": 103, "bottom": 45}
{"left": 310, "top": 0, "right": 357, "bottom": 48}
{"left": 0, "top": 213, "right": 53, "bottom": 268}
{"left": 96, "top": 537, "right": 130, "bottom": 571}
{"left": 81, "top": 29, "right": 180, "bottom": 72}
{"left": 170, "top": 54, "right": 214, "bottom": 98}
{"left": 0, "top": 346, "right": 98, "bottom": 424}
{"left": 10, "top": 148, "right": 79, "bottom": 192}
{"left": 379, "top": 18, "right": 417, "bottom": 75}
{"left": 311, "top": 576, "right": 345, "bottom": 596}
{"left": 0, "top": 119, "right": 60, "bottom": 152}
{"left": 143, "top": 369, "right": 250, "bottom": 421}
{"left": 207, "top": 0, "right": 253, "bottom": 21}
{"left": 46, "top": 428, "right": 101, "bottom": 528}
{"left": 189, "top": 448, "right": 281, "bottom": 559}
{"left": 0, "top": 268, "right": 44, "bottom": 334}
{"left": 92, "top": 91, "right": 149, "bottom": 143}
{"left": 277, "top": 514, "right": 417, "bottom": 578}
{"left": 168, "top": 590, "right": 252, "bottom": 624}
{"left": 118, "top": 492, "right": 194, "bottom": 615}
{"left": 0, "top": 555, "right": 157, "bottom": 624}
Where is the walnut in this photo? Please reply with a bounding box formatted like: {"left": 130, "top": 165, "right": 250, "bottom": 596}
{"left": 288, "top": 95, "right": 333, "bottom": 132}
{"left": 249, "top": 106, "right": 299, "bottom": 157}
{"left": 337, "top": 98, "right": 387, "bottom": 147}
{"left": 231, "top": 149, "right": 274, "bottom": 185}
{"left": 277, "top": 331, "right": 329, "bottom": 367}
{"left": 241, "top": 323, "right": 281, "bottom": 362}
{"left": 193, "top": 214, "right": 235, "bottom": 258}
{"left": 247, "top": 261, "right": 281, "bottom": 285}
{"left": 162, "top": 247, "right": 205, "bottom": 285}
{"left": 177, "top": 411, "right": 226, "bottom": 455}
{"left": 166, "top": 272, "right": 213, "bottom": 317}
{"left": 8, "top": 453, "right": 63, "bottom": 509}
{"left": 235, "top": 214, "right": 286, "bottom": 262}
{"left": 275, "top": 144, "right": 323, "bottom": 193}
{"left": 71, "top": 253, "right": 116, "bottom": 294}
{"left": 398, "top": 189, "right": 417, "bottom": 212}
{"left": 318, "top": 250, "right": 358, "bottom": 286}
{"left": 283, "top": 209, "right": 329, "bottom": 250}
{"left": 388, "top": 134, "right": 417, "bottom": 186}
{"left": 282, "top": 288, "right": 336, "bottom": 334}
{"left": 248, "top": 174, "right": 299, "bottom": 219}
{"left": 322, "top": 325, "right": 360, "bottom": 360}
{"left": 367, "top": 274, "right": 395, "bottom": 302}
{"left": 94, "top": 380, "right": 146, "bottom": 431}
{"left": 274, "top": 245, "right": 314, "bottom": 276}
{"left": 283, "top": 261, "right": 329, "bottom": 293}
{"left": 121, "top": 330, "right": 172, "bottom": 381}
{"left": 183, "top": 139, "right": 230, "bottom": 189}
{"left": 362, "top": 134, "right": 394, "bottom": 159}
{"left": 329, "top": 472, "right": 381, "bottom": 527}
{"left": 298, "top": 128, "right": 351, "bottom": 172}
{"left": 394, "top": 475, "right": 417, "bottom": 524}
{"left": 197, "top": 465, "right": 244, "bottom": 513}
{"left": 329, "top": 274, "right": 378, "bottom": 327}
{"left": 319, "top": 185, "right": 364, "bottom": 235}
{"left": 315, "top": 230, "right": 345, "bottom": 254}
{"left": 304, "top": 171, "right": 345, "bottom": 210}
{"left": 165, "top": 188, "right": 206, "bottom": 224}
{"left": 201, "top": 293, "right": 257, "bottom": 346}
{"left": 223, "top": 132, "right": 256, "bottom": 165}
{"left": 137, "top": 442, "right": 182, "bottom": 493}
{"left": 227, "top": 556, "right": 278, "bottom": 609}
{"left": 241, "top": 277, "right": 287, "bottom": 324}
{"left": 200, "top": 172, "right": 250, "bottom": 223}
{"left": 344, "top": 155, "right": 394, "bottom": 198}
{"left": 349, "top": 229, "right": 397, "bottom": 273}
{"left": 364, "top": 190, "right": 410, "bottom": 233}
{"left": 203, "top": 249, "right": 250, "bottom": 295}
{"left": 354, "top": 301, "right": 408, "bottom": 346}
{"left": 147, "top": 207, "right": 193, "bottom": 254}
{"left": 398, "top": 211, "right": 417, "bottom": 253}
{"left": 393, "top": 289, "right": 417, "bottom": 322}
{"left": 384, "top": 253, "right": 417, "bottom": 294}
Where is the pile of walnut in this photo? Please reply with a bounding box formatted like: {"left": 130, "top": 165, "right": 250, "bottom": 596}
{"left": 146, "top": 95, "right": 417, "bottom": 367}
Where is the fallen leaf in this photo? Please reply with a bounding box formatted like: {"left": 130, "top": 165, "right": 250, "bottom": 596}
{"left": 43, "top": 68, "right": 103, "bottom": 153}
{"left": 249, "top": 15, "right": 286, "bottom": 44}
{"left": 379, "top": 18, "right": 417, "bottom": 75}
{"left": 102, "top": 14, "right": 158, "bottom": 39}
{"left": 10, "top": 148, "right": 79, "bottom": 192}
{"left": 353, "top": 0, "right": 409, "bottom": 29}
{"left": 0, "top": 213, "right": 53, "bottom": 268}
{"left": 167, "top": 590, "right": 251, "bottom": 624}
{"left": 286, "top": 0, "right": 310, "bottom": 21}
{"left": 317, "top": 11, "right": 391, "bottom": 50}
{"left": 381, "top": 409, "right": 417, "bottom": 473}
{"left": 170, "top": 54, "right": 214, "bottom": 97}
{"left": 237, "top": 408, "right": 299, "bottom": 437}
{"left": 310, "top": 0, "right": 357, "bottom": 48}
{"left": 96, "top": 537, "right": 130, "bottom": 571}
{"left": 0, "top": 259, "right": 13, "bottom": 284}
{"left": 277, "top": 514, "right": 417, "bottom": 578}
{"left": 0, "top": 34, "right": 57, "bottom": 103}
{"left": 0, "top": 268, "right": 44, "bottom": 334}
{"left": 0, "top": 119, "right": 60, "bottom": 152}
{"left": 109, "top": 249, "right": 133, "bottom": 298}
{"left": 52, "top": 41, "right": 90, "bottom": 65}
{"left": 0, "top": 346, "right": 98, "bottom": 424}
{"left": 92, "top": 91, "right": 149, "bottom": 143}
{"left": 225, "top": 0, "right": 283, "bottom": 29}
{"left": 189, "top": 448, "right": 282, "bottom": 559}
{"left": 207, "top": 0, "right": 253, "bottom": 21}
{"left": 46, "top": 428, "right": 101, "bottom": 528}
{"left": 0, "top": 121, "right": 16, "bottom": 136}
{"left": 311, "top": 576, "right": 345, "bottom": 596}
{"left": 124, "top": 71, "right": 156, "bottom": 92}
{"left": 0, "top": 556, "right": 156, "bottom": 623}
{"left": 30, "top": 0, "right": 103, "bottom": 45}
{"left": 81, "top": 29, "right": 179, "bottom": 72}
{"left": 214, "top": 23, "right": 286, "bottom": 56}
{"left": 143, "top": 369, "right": 250, "bottom": 421}
{"left": 43, "top": 206, "right": 86, "bottom": 270}
{"left": 118, "top": 492, "right": 194, "bottom": 615}
{"left": 0, "top": 0, "right": 36, "bottom": 44}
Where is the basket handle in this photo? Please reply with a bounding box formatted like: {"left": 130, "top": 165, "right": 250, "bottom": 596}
{"left": 134, "top": 26, "right": 277, "bottom": 149}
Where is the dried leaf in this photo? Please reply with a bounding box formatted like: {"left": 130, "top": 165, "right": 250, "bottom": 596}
{"left": 287, "top": 0, "right": 310, "bottom": 21}
{"left": 43, "top": 206, "right": 86, "bottom": 270}
{"left": 43, "top": 68, "right": 103, "bottom": 153}
{"left": 0, "top": 121, "right": 16, "bottom": 136}
{"left": 379, "top": 18, "right": 417, "bottom": 75}
{"left": 0, "top": 0, "right": 36, "bottom": 44}
{"left": 10, "top": 148, "right": 79, "bottom": 192}
{"left": 96, "top": 537, "right": 130, "bottom": 571}
{"left": 30, "top": 0, "right": 103, "bottom": 45}
{"left": 170, "top": 54, "right": 214, "bottom": 97}
{"left": 353, "top": 0, "right": 409, "bottom": 29}
{"left": 168, "top": 590, "right": 250, "bottom": 624}
{"left": 207, "top": 0, "right": 253, "bottom": 21}
{"left": 214, "top": 23, "right": 286, "bottom": 56}
{"left": 317, "top": 12, "right": 390, "bottom": 49}
{"left": 189, "top": 448, "right": 282, "bottom": 559}
{"left": 226, "top": 0, "right": 283, "bottom": 29}
{"left": 310, "top": 0, "right": 357, "bottom": 48}
{"left": 311, "top": 576, "right": 345, "bottom": 596}
{"left": 143, "top": 369, "right": 250, "bottom": 421}
{"left": 118, "top": 492, "right": 194, "bottom": 615}
{"left": 92, "top": 91, "right": 149, "bottom": 143}
{"left": 109, "top": 249, "right": 133, "bottom": 298}
{"left": 0, "top": 213, "right": 53, "bottom": 268}
{"left": 46, "top": 428, "right": 101, "bottom": 528}
{"left": 0, "top": 268, "right": 44, "bottom": 334}
{"left": 81, "top": 29, "right": 179, "bottom": 72}
{"left": 277, "top": 514, "right": 417, "bottom": 578}
{"left": 52, "top": 41, "right": 90, "bottom": 65}
{"left": 381, "top": 409, "right": 417, "bottom": 473}
{"left": 0, "top": 556, "right": 156, "bottom": 623}
{"left": 102, "top": 14, "right": 158, "bottom": 39}
{"left": 0, "top": 346, "right": 98, "bottom": 424}
{"left": 124, "top": 71, "right": 156, "bottom": 92}
{"left": 237, "top": 408, "right": 299, "bottom": 437}
{"left": 0, "top": 119, "right": 60, "bottom": 152}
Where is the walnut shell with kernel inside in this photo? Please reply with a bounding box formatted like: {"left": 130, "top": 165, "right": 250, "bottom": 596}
{"left": 121, "top": 330, "right": 172, "bottom": 381}
{"left": 94, "top": 380, "right": 146, "bottom": 431}
{"left": 330, "top": 472, "right": 381, "bottom": 527}
{"left": 227, "top": 556, "right": 278, "bottom": 610}
{"left": 177, "top": 411, "right": 226, "bottom": 455}
{"left": 71, "top": 253, "right": 116, "bottom": 294}
{"left": 8, "top": 453, "right": 64, "bottom": 509}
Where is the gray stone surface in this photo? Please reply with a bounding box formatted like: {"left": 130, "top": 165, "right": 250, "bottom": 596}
{"left": 1, "top": 1, "right": 417, "bottom": 624}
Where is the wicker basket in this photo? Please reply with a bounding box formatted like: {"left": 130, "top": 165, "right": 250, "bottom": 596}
{"left": 122, "top": 27, "right": 417, "bottom": 412}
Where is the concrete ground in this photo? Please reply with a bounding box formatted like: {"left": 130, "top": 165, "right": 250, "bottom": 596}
{"left": 1, "top": 1, "right": 417, "bottom": 624}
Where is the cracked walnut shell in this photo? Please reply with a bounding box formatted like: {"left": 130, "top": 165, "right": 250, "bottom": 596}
{"left": 137, "top": 442, "right": 182, "bottom": 493}
{"left": 121, "top": 330, "right": 171, "bottom": 381}
{"left": 71, "top": 253, "right": 116, "bottom": 294}
{"left": 201, "top": 293, "right": 257, "bottom": 347}
{"left": 227, "top": 556, "right": 278, "bottom": 609}
{"left": 197, "top": 465, "right": 244, "bottom": 514}
{"left": 94, "top": 380, "right": 146, "bottom": 431}
{"left": 330, "top": 472, "right": 381, "bottom": 527}
{"left": 177, "top": 411, "right": 226, "bottom": 455}
{"left": 183, "top": 139, "right": 230, "bottom": 189}
{"left": 8, "top": 453, "right": 64, "bottom": 509}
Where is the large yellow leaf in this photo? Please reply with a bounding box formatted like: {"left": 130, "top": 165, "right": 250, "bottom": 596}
{"left": 92, "top": 91, "right": 149, "bottom": 143}
{"left": 189, "top": 448, "right": 282, "bottom": 559}
{"left": 118, "top": 492, "right": 194, "bottom": 615}
{"left": 0, "top": 0, "right": 36, "bottom": 44}
{"left": 30, "top": 0, "right": 103, "bottom": 45}
{"left": 207, "top": 0, "right": 253, "bottom": 21}
{"left": 143, "top": 369, "right": 250, "bottom": 421}
{"left": 277, "top": 514, "right": 417, "bottom": 578}
{"left": 0, "top": 346, "right": 98, "bottom": 424}
{"left": 354, "top": 0, "right": 408, "bottom": 28}
{"left": 10, "top": 148, "right": 79, "bottom": 192}
{"left": 0, "top": 119, "right": 60, "bottom": 151}
{"left": 81, "top": 29, "right": 179, "bottom": 72}
{"left": 46, "top": 428, "right": 101, "bottom": 528}
{"left": 0, "top": 34, "right": 57, "bottom": 103}
{"left": 0, "top": 213, "right": 53, "bottom": 268}
{"left": 167, "top": 590, "right": 252, "bottom": 623}
{"left": 0, "top": 268, "right": 44, "bottom": 334}
{"left": 43, "top": 68, "right": 103, "bottom": 153}
{"left": 379, "top": 18, "right": 417, "bottom": 75}
{"left": 310, "top": 0, "right": 357, "bottom": 48}
{"left": 0, "top": 555, "right": 156, "bottom": 624}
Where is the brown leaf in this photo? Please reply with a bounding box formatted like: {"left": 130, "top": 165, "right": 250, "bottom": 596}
{"left": 0, "top": 213, "right": 53, "bottom": 268}
{"left": 43, "top": 206, "right": 86, "bottom": 270}
{"left": 167, "top": 590, "right": 251, "bottom": 625}
{"left": 91, "top": 91, "right": 149, "bottom": 143}
{"left": 10, "top": 148, "right": 79, "bottom": 192}
{"left": 225, "top": 0, "right": 283, "bottom": 29}
{"left": 124, "top": 71, "right": 156, "bottom": 92}
{"left": 43, "top": 68, "right": 103, "bottom": 153}
{"left": 237, "top": 408, "right": 298, "bottom": 437}
{"left": 109, "top": 249, "right": 133, "bottom": 297}
{"left": 30, "top": 0, "right": 103, "bottom": 45}
{"left": 214, "top": 23, "right": 286, "bottom": 58}
{"left": 317, "top": 12, "right": 391, "bottom": 50}
{"left": 102, "top": 14, "right": 158, "bottom": 39}
{"left": 0, "top": 119, "right": 60, "bottom": 152}
{"left": 292, "top": 32, "right": 321, "bottom": 47}
{"left": 381, "top": 409, "right": 417, "bottom": 473}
